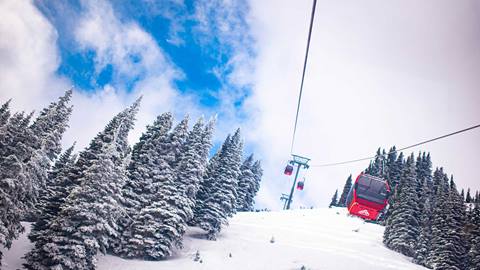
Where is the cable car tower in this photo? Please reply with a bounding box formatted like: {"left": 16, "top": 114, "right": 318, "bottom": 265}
{"left": 283, "top": 154, "right": 310, "bottom": 210}
{"left": 281, "top": 0, "right": 316, "bottom": 210}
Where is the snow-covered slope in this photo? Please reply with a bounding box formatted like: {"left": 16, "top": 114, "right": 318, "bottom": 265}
{"left": 2, "top": 208, "right": 426, "bottom": 270}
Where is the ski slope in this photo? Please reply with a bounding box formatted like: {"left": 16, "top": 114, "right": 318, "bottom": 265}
{"left": 2, "top": 208, "right": 426, "bottom": 270}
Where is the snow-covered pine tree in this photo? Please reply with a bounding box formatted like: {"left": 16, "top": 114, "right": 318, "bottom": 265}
{"left": 366, "top": 148, "right": 386, "bottom": 177}
{"left": 28, "top": 143, "right": 77, "bottom": 243}
{"left": 470, "top": 234, "right": 480, "bottom": 270}
{"left": 191, "top": 138, "right": 224, "bottom": 227}
{"left": 415, "top": 152, "right": 433, "bottom": 216}
{"left": 174, "top": 116, "right": 215, "bottom": 215}
{"left": 0, "top": 99, "right": 11, "bottom": 127}
{"left": 251, "top": 159, "right": 263, "bottom": 208}
{"left": 329, "top": 189, "right": 338, "bottom": 208}
{"left": 467, "top": 188, "right": 473, "bottom": 203}
{"left": 48, "top": 143, "right": 77, "bottom": 181}
{"left": 413, "top": 178, "right": 433, "bottom": 268}
{"left": 23, "top": 98, "right": 140, "bottom": 270}
{"left": 136, "top": 119, "right": 212, "bottom": 259}
{"left": 383, "top": 151, "right": 405, "bottom": 229}
{"left": 116, "top": 112, "right": 173, "bottom": 258}
{"left": 383, "top": 154, "right": 420, "bottom": 257}
{"left": 24, "top": 90, "right": 73, "bottom": 220}
{"left": 382, "top": 149, "right": 404, "bottom": 222}
{"left": 122, "top": 112, "right": 173, "bottom": 212}
{"left": 34, "top": 145, "right": 128, "bottom": 269}
{"left": 338, "top": 174, "right": 352, "bottom": 207}
{"left": 193, "top": 129, "right": 243, "bottom": 240}
{"left": 0, "top": 111, "right": 35, "bottom": 262}
{"left": 129, "top": 116, "right": 197, "bottom": 259}
{"left": 198, "top": 117, "right": 216, "bottom": 176}
{"left": 429, "top": 173, "right": 468, "bottom": 269}
{"left": 428, "top": 169, "right": 449, "bottom": 267}
{"left": 0, "top": 109, "right": 44, "bottom": 260}
{"left": 385, "top": 146, "right": 398, "bottom": 185}
{"left": 432, "top": 167, "right": 446, "bottom": 197}
{"left": 119, "top": 114, "right": 203, "bottom": 260}
{"left": 236, "top": 154, "right": 255, "bottom": 212}
{"left": 469, "top": 205, "right": 480, "bottom": 270}
{"left": 467, "top": 205, "right": 480, "bottom": 269}
{"left": 444, "top": 178, "right": 469, "bottom": 268}
{"left": 168, "top": 115, "right": 189, "bottom": 168}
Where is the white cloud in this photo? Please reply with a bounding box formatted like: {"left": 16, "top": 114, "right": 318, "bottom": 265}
{"left": 75, "top": 0, "right": 180, "bottom": 84}
{"left": 192, "top": 0, "right": 255, "bottom": 89}
{"left": 247, "top": 0, "right": 480, "bottom": 210}
{"left": 0, "top": 0, "right": 70, "bottom": 108}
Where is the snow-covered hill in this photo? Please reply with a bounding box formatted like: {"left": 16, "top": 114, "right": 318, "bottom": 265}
{"left": 2, "top": 208, "right": 426, "bottom": 270}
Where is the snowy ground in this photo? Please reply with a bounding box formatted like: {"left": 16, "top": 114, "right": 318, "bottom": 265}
{"left": 2, "top": 208, "right": 426, "bottom": 270}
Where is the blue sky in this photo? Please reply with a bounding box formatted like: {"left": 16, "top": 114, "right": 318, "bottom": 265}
{"left": 35, "top": 0, "right": 252, "bottom": 109}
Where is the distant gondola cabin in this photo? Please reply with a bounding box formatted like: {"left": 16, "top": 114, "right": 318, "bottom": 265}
{"left": 284, "top": 164, "right": 294, "bottom": 176}
{"left": 297, "top": 181, "right": 304, "bottom": 190}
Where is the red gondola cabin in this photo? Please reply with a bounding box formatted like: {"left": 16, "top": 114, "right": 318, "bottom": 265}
{"left": 284, "top": 164, "right": 294, "bottom": 176}
{"left": 297, "top": 180, "right": 304, "bottom": 190}
{"left": 346, "top": 173, "right": 390, "bottom": 221}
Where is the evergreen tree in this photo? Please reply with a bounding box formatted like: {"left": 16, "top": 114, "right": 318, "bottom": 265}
{"left": 168, "top": 116, "right": 189, "bottom": 168}
{"left": 385, "top": 146, "right": 398, "bottom": 185}
{"left": 469, "top": 206, "right": 480, "bottom": 270}
{"left": 122, "top": 113, "right": 173, "bottom": 212}
{"left": 132, "top": 116, "right": 199, "bottom": 259}
{"left": 429, "top": 176, "right": 468, "bottom": 269}
{"left": 117, "top": 112, "right": 174, "bottom": 259}
{"left": 383, "top": 152, "right": 405, "bottom": 223}
{"left": 48, "top": 143, "right": 77, "bottom": 182}
{"left": 236, "top": 154, "right": 256, "bottom": 211}
{"left": 192, "top": 140, "right": 224, "bottom": 227}
{"left": 467, "top": 206, "right": 480, "bottom": 269}
{"left": 467, "top": 188, "right": 473, "bottom": 203}
{"left": 414, "top": 179, "right": 433, "bottom": 268}
{"left": 28, "top": 143, "right": 77, "bottom": 243}
{"left": 193, "top": 129, "right": 243, "bottom": 240}
{"left": 0, "top": 91, "right": 73, "bottom": 258}
{"left": 251, "top": 159, "right": 263, "bottom": 208}
{"left": 174, "top": 117, "right": 213, "bottom": 206}
{"left": 338, "top": 174, "right": 352, "bottom": 207}
{"left": 470, "top": 235, "right": 480, "bottom": 270}
{"left": 368, "top": 148, "right": 386, "bottom": 177}
{"left": 24, "top": 90, "right": 73, "bottom": 220}
{"left": 415, "top": 152, "right": 432, "bottom": 216}
{"left": 199, "top": 118, "right": 216, "bottom": 172}
{"left": 119, "top": 114, "right": 209, "bottom": 260}
{"left": 383, "top": 154, "right": 420, "bottom": 257}
{"left": 428, "top": 171, "right": 449, "bottom": 268}
{"left": 0, "top": 99, "right": 11, "bottom": 127}
{"left": 329, "top": 189, "right": 338, "bottom": 208}
{"left": 23, "top": 99, "right": 140, "bottom": 270}
{"left": 0, "top": 111, "right": 37, "bottom": 261}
